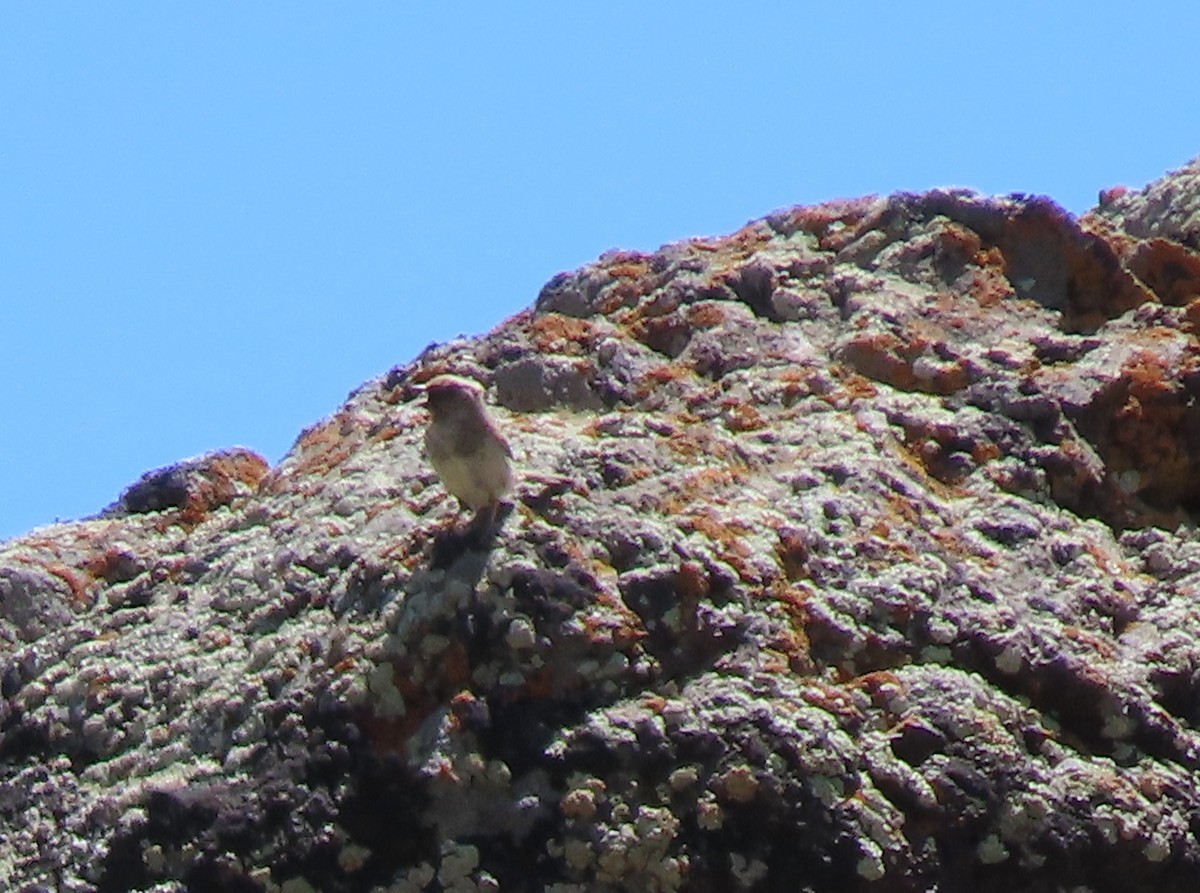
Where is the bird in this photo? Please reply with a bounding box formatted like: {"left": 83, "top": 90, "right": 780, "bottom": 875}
{"left": 422, "top": 374, "right": 514, "bottom": 537}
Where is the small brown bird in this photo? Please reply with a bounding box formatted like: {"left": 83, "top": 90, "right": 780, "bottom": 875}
{"left": 422, "top": 374, "right": 514, "bottom": 534}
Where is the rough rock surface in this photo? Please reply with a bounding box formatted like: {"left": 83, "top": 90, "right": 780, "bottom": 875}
{"left": 6, "top": 159, "right": 1200, "bottom": 893}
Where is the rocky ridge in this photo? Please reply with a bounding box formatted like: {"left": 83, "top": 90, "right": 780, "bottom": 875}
{"left": 5, "top": 160, "right": 1200, "bottom": 892}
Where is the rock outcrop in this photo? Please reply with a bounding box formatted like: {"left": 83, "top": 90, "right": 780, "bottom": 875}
{"left": 6, "top": 160, "right": 1200, "bottom": 893}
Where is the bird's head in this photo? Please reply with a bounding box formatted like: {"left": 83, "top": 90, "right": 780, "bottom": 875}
{"left": 422, "top": 374, "right": 486, "bottom": 420}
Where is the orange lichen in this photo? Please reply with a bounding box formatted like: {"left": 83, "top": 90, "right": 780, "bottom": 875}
{"left": 690, "top": 223, "right": 774, "bottom": 259}
{"left": 175, "top": 450, "right": 269, "bottom": 525}
{"left": 763, "top": 584, "right": 817, "bottom": 673}
{"left": 1062, "top": 626, "right": 1119, "bottom": 659}
{"left": 775, "top": 366, "right": 828, "bottom": 405}
{"left": 663, "top": 420, "right": 738, "bottom": 465}
{"left": 409, "top": 365, "right": 456, "bottom": 386}
{"left": 273, "top": 413, "right": 363, "bottom": 485}
{"left": 677, "top": 560, "right": 709, "bottom": 602}
{"left": 681, "top": 511, "right": 753, "bottom": 557}
{"left": 45, "top": 563, "right": 94, "bottom": 605}
{"left": 597, "top": 286, "right": 640, "bottom": 315}
{"left": 582, "top": 610, "right": 646, "bottom": 648}
{"left": 798, "top": 681, "right": 864, "bottom": 724}
{"left": 781, "top": 196, "right": 881, "bottom": 249}
{"left": 924, "top": 522, "right": 991, "bottom": 563}
{"left": 724, "top": 402, "right": 766, "bottom": 433}
{"left": 973, "top": 441, "right": 1003, "bottom": 464}
{"left": 966, "top": 250, "right": 1016, "bottom": 308}
{"left": 641, "top": 694, "right": 669, "bottom": 713}
{"left": 608, "top": 279, "right": 652, "bottom": 309}
{"left": 774, "top": 528, "right": 810, "bottom": 581}
{"left": 366, "top": 421, "right": 403, "bottom": 445}
{"left": 199, "top": 628, "right": 233, "bottom": 651}
{"left": 1068, "top": 347, "right": 1200, "bottom": 525}
{"left": 606, "top": 259, "right": 654, "bottom": 280}
{"left": 528, "top": 313, "right": 603, "bottom": 354}
{"left": 894, "top": 415, "right": 998, "bottom": 485}
{"left": 86, "top": 671, "right": 115, "bottom": 707}
{"left": 660, "top": 467, "right": 748, "bottom": 514}
{"left": 1127, "top": 239, "right": 1200, "bottom": 307}
{"left": 1081, "top": 540, "right": 1137, "bottom": 579}
{"left": 936, "top": 221, "right": 982, "bottom": 258}
{"left": 629, "top": 363, "right": 692, "bottom": 403}
{"left": 839, "top": 330, "right": 969, "bottom": 396}
{"left": 846, "top": 671, "right": 907, "bottom": 719}
{"left": 81, "top": 546, "right": 142, "bottom": 585}
{"left": 839, "top": 332, "right": 915, "bottom": 388}
{"left": 685, "top": 302, "right": 727, "bottom": 328}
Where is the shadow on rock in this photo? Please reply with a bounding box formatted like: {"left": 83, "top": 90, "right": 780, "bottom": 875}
{"left": 430, "top": 502, "right": 514, "bottom": 572}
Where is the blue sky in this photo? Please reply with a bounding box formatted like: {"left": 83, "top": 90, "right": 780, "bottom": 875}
{"left": 3, "top": 4, "right": 1199, "bottom": 541}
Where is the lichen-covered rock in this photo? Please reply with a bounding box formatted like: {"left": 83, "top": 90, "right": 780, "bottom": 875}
{"left": 101, "top": 447, "right": 270, "bottom": 522}
{"left": 7, "top": 159, "right": 1200, "bottom": 892}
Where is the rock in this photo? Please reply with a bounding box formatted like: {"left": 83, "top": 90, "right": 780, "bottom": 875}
{"left": 100, "top": 447, "right": 269, "bottom": 522}
{"left": 7, "top": 159, "right": 1200, "bottom": 890}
